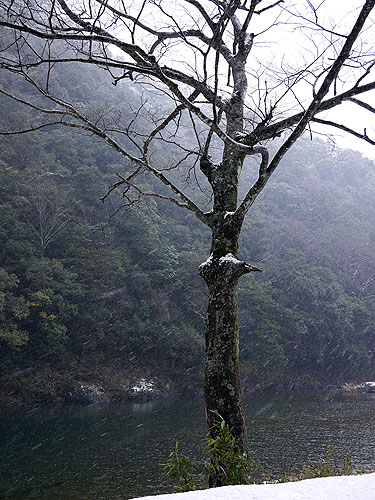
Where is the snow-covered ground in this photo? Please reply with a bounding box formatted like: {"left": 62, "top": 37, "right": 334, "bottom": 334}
{"left": 131, "top": 473, "right": 375, "bottom": 500}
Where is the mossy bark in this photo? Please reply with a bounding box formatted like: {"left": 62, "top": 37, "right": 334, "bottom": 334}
{"left": 198, "top": 174, "right": 257, "bottom": 486}
{"left": 197, "top": 47, "right": 258, "bottom": 487}
{"left": 204, "top": 273, "right": 247, "bottom": 440}
{"left": 199, "top": 220, "right": 255, "bottom": 487}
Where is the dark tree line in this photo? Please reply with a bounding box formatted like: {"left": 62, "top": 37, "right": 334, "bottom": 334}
{"left": 0, "top": 66, "right": 374, "bottom": 397}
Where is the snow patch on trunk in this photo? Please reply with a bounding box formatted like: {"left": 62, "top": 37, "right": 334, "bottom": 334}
{"left": 199, "top": 255, "right": 214, "bottom": 269}
{"left": 219, "top": 253, "right": 242, "bottom": 265}
{"left": 224, "top": 211, "right": 235, "bottom": 219}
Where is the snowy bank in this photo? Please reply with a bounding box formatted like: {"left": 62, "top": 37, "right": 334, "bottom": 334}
{"left": 131, "top": 473, "right": 375, "bottom": 500}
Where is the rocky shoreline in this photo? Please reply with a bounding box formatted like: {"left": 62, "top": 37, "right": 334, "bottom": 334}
{"left": 0, "top": 365, "right": 197, "bottom": 407}
{"left": 1, "top": 364, "right": 374, "bottom": 408}
{"left": 65, "top": 377, "right": 174, "bottom": 404}
{"left": 341, "top": 381, "right": 375, "bottom": 394}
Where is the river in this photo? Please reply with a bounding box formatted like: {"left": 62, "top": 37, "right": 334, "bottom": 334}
{"left": 1, "top": 390, "right": 375, "bottom": 499}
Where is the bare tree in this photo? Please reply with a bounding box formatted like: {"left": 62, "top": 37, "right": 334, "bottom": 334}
{"left": 15, "top": 170, "right": 73, "bottom": 256}
{"left": 1, "top": 0, "right": 375, "bottom": 484}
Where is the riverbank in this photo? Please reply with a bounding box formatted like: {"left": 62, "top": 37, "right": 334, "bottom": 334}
{"left": 0, "top": 363, "right": 195, "bottom": 406}
{"left": 1, "top": 362, "right": 373, "bottom": 407}
{"left": 131, "top": 473, "right": 375, "bottom": 500}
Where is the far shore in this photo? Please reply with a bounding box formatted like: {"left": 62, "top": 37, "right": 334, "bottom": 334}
{"left": 1, "top": 365, "right": 374, "bottom": 408}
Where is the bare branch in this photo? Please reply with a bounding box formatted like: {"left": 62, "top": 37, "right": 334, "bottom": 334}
{"left": 348, "top": 97, "right": 375, "bottom": 114}
{"left": 267, "top": 0, "right": 375, "bottom": 174}
{"left": 234, "top": 145, "right": 269, "bottom": 222}
{"left": 256, "top": 1, "right": 284, "bottom": 16}
{"left": 143, "top": 88, "right": 200, "bottom": 157}
{"left": 312, "top": 117, "right": 375, "bottom": 145}
{"left": 0, "top": 122, "right": 64, "bottom": 134}
{"left": 1, "top": 0, "right": 375, "bottom": 234}
{"left": 245, "top": 79, "right": 375, "bottom": 145}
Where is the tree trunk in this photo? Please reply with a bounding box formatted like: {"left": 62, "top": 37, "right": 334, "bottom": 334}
{"left": 197, "top": 70, "right": 256, "bottom": 486}
{"left": 204, "top": 270, "right": 248, "bottom": 441}
{"left": 198, "top": 217, "right": 251, "bottom": 487}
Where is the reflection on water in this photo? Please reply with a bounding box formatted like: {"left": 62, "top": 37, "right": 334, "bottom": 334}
{"left": 1, "top": 391, "right": 375, "bottom": 499}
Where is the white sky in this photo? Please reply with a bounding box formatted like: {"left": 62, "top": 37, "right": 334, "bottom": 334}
{"left": 129, "top": 0, "right": 375, "bottom": 159}
{"left": 61, "top": 0, "right": 375, "bottom": 159}
{"left": 243, "top": 0, "right": 375, "bottom": 160}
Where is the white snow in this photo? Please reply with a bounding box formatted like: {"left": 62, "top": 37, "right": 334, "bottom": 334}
{"left": 219, "top": 253, "right": 242, "bottom": 265}
{"left": 199, "top": 255, "right": 214, "bottom": 269}
{"left": 199, "top": 253, "right": 244, "bottom": 268}
{"left": 131, "top": 473, "right": 375, "bottom": 500}
{"left": 131, "top": 379, "right": 154, "bottom": 393}
{"left": 224, "top": 211, "right": 235, "bottom": 219}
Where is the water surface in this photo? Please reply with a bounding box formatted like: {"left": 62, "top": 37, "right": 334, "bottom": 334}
{"left": 1, "top": 391, "right": 375, "bottom": 499}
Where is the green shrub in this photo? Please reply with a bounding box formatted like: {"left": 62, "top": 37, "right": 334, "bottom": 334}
{"left": 164, "top": 427, "right": 364, "bottom": 492}
{"left": 302, "top": 440, "right": 353, "bottom": 479}
{"left": 163, "top": 411, "right": 263, "bottom": 491}
{"left": 203, "top": 411, "right": 262, "bottom": 486}
{"left": 163, "top": 443, "right": 198, "bottom": 492}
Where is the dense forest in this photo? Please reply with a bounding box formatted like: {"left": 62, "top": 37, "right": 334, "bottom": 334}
{"left": 1, "top": 62, "right": 375, "bottom": 404}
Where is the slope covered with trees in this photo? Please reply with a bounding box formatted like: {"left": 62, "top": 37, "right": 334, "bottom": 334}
{"left": 0, "top": 65, "right": 374, "bottom": 404}
{"left": 2, "top": 0, "right": 375, "bottom": 474}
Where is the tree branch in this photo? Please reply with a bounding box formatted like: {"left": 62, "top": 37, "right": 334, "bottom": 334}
{"left": 266, "top": 0, "right": 375, "bottom": 174}
{"left": 348, "top": 97, "right": 375, "bottom": 114}
{"left": 312, "top": 117, "right": 375, "bottom": 146}
{"left": 245, "top": 79, "right": 375, "bottom": 145}
{"left": 234, "top": 145, "right": 269, "bottom": 222}
{"left": 6, "top": 72, "right": 211, "bottom": 225}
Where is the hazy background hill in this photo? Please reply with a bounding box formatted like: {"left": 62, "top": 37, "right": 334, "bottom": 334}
{"left": 0, "top": 62, "right": 374, "bottom": 403}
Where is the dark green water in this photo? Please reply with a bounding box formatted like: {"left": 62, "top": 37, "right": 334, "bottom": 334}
{"left": 1, "top": 391, "right": 375, "bottom": 499}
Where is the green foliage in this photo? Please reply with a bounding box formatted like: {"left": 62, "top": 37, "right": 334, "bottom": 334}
{"left": 0, "top": 268, "right": 29, "bottom": 348}
{"left": 164, "top": 444, "right": 198, "bottom": 492}
{"left": 203, "top": 411, "right": 262, "bottom": 486}
{"left": 0, "top": 60, "right": 375, "bottom": 387}
{"left": 165, "top": 430, "right": 364, "bottom": 493}
{"left": 302, "top": 441, "right": 354, "bottom": 479}
{"left": 164, "top": 411, "right": 262, "bottom": 491}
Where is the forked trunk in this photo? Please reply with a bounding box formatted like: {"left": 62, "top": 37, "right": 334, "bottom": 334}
{"left": 197, "top": 86, "right": 257, "bottom": 485}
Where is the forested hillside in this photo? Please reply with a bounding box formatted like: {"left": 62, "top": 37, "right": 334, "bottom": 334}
{"left": 1, "top": 63, "right": 374, "bottom": 403}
